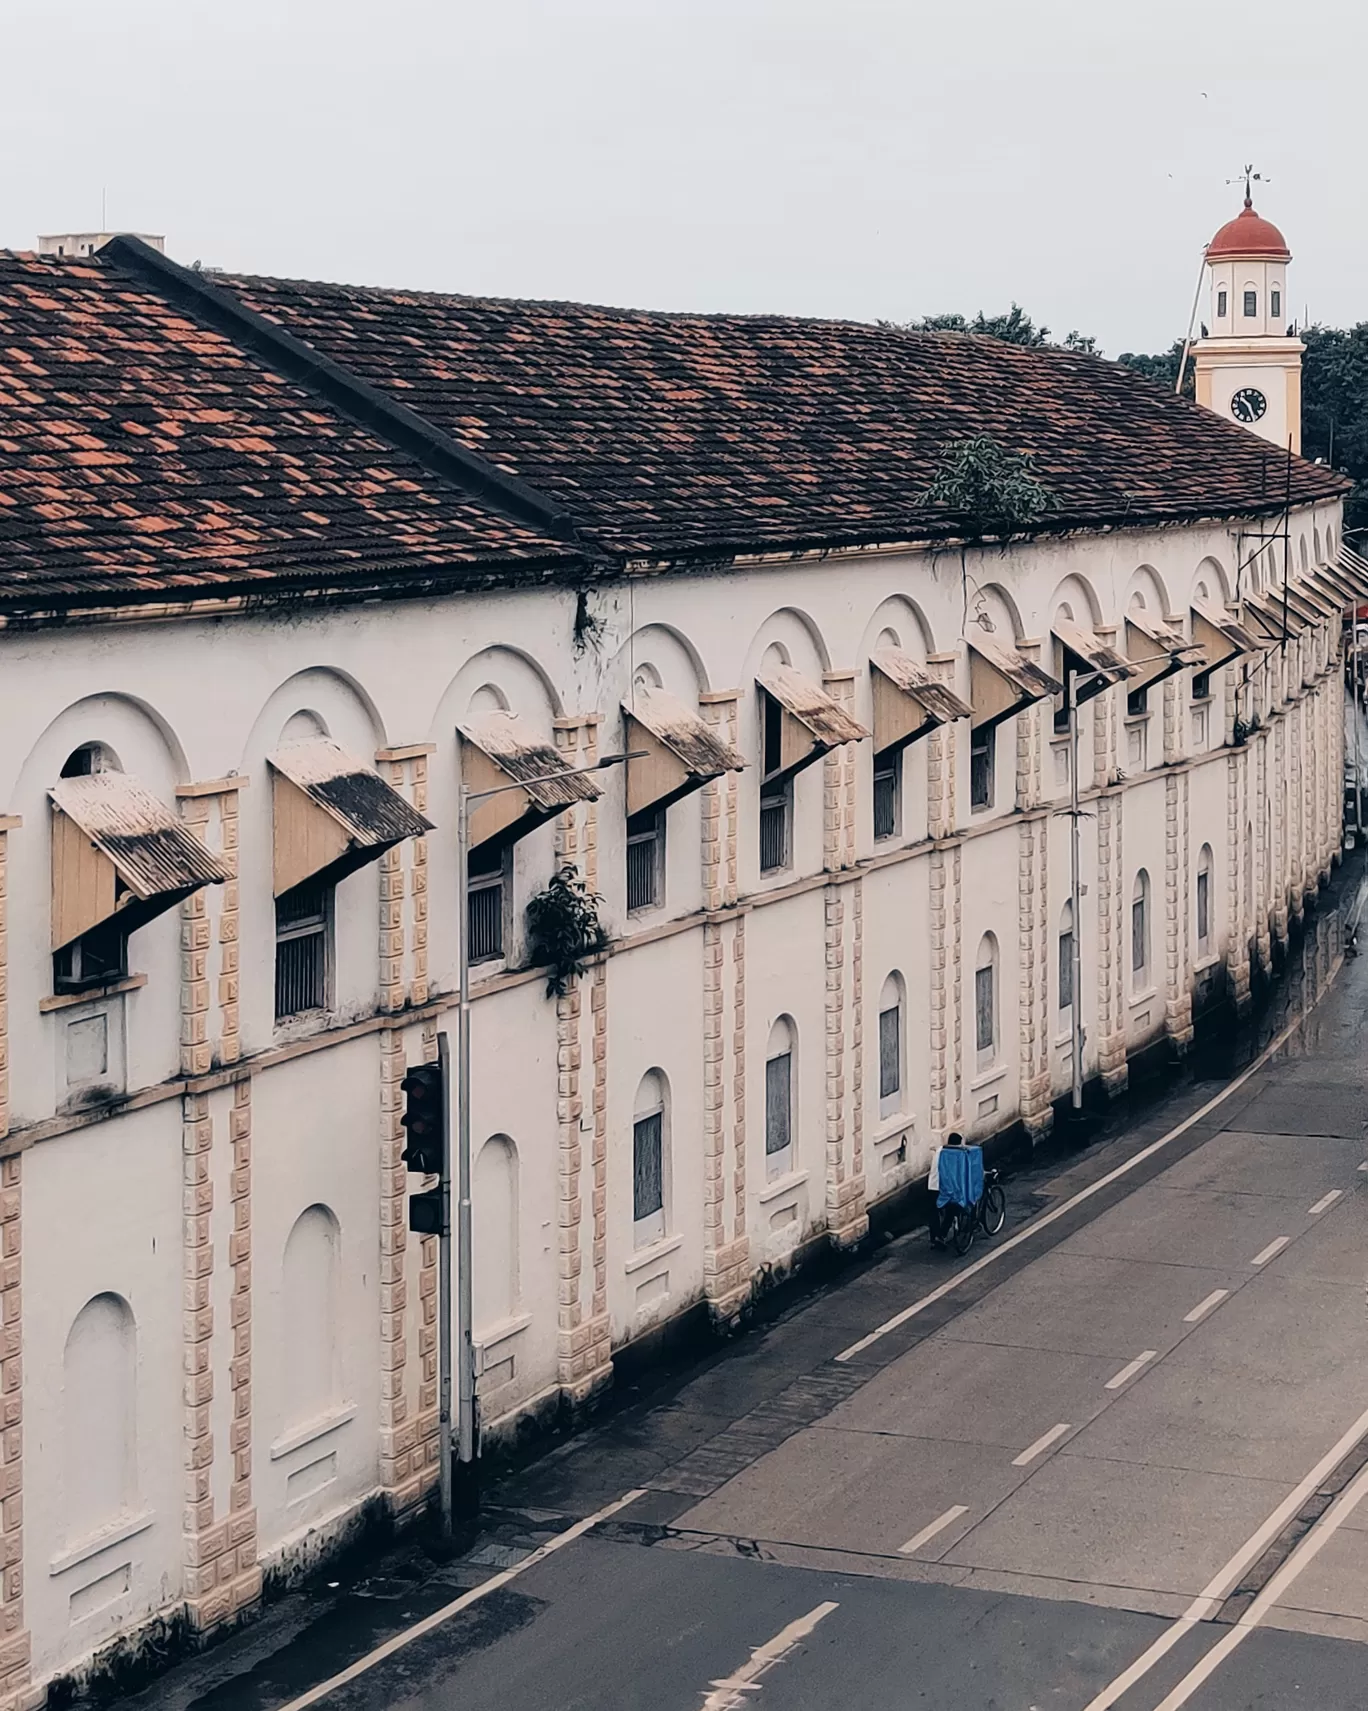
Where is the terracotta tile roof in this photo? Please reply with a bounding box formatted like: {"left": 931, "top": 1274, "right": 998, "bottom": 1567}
{"left": 214, "top": 272, "right": 1349, "bottom": 560}
{"left": 0, "top": 252, "right": 577, "bottom": 613}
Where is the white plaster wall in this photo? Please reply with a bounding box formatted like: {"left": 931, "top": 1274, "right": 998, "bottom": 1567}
{"left": 23, "top": 1103, "right": 183, "bottom": 1678}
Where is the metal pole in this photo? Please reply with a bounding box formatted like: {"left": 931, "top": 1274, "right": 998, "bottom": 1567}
{"left": 436, "top": 1029, "right": 453, "bottom": 1536}
{"left": 1068, "top": 675, "right": 1084, "bottom": 1112}
{"left": 455, "top": 782, "right": 476, "bottom": 1479}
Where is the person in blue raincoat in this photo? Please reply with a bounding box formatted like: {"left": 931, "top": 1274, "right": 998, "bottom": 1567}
{"left": 928, "top": 1130, "right": 965, "bottom": 1246}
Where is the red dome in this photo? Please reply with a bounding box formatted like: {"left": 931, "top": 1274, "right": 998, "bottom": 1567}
{"left": 1208, "top": 200, "right": 1290, "bottom": 261}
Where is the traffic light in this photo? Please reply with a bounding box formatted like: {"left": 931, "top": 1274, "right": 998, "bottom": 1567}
{"left": 400, "top": 1061, "right": 445, "bottom": 1176}
{"left": 408, "top": 1187, "right": 442, "bottom": 1236}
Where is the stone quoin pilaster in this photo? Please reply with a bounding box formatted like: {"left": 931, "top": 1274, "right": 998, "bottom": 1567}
{"left": 1017, "top": 815, "right": 1051, "bottom": 1137}
{"left": 176, "top": 784, "right": 259, "bottom": 1633}
{"left": 820, "top": 673, "right": 864, "bottom": 1248}
{"left": 1227, "top": 750, "right": 1252, "bottom": 1015}
{"left": 1163, "top": 771, "right": 1194, "bottom": 1052}
{"left": 925, "top": 655, "right": 958, "bottom": 1142}
{"left": 729, "top": 914, "right": 748, "bottom": 1255}
{"left": 1255, "top": 732, "right": 1272, "bottom": 975}
{"left": 698, "top": 693, "right": 748, "bottom": 1321}
{"left": 0, "top": 819, "right": 31, "bottom": 1711}
{"left": 412, "top": 1019, "right": 440, "bottom": 1484}
{"left": 850, "top": 877, "right": 865, "bottom": 1201}
{"left": 1095, "top": 786, "right": 1128, "bottom": 1096}
{"left": 1272, "top": 714, "right": 1290, "bottom": 949}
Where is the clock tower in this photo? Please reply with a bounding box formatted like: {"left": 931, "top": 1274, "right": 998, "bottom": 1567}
{"left": 1191, "top": 188, "right": 1303, "bottom": 453}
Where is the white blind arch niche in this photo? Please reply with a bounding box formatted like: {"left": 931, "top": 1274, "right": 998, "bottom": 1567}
{"left": 974, "top": 933, "right": 998, "bottom": 1064}
{"left": 474, "top": 1135, "right": 520, "bottom": 1330}
{"left": 877, "top": 971, "right": 906, "bottom": 1118}
{"left": 63, "top": 1292, "right": 137, "bottom": 1543}
{"left": 282, "top": 1204, "right": 342, "bottom": 1432}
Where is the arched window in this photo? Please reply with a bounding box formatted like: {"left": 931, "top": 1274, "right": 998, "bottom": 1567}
{"left": 64, "top": 1293, "right": 136, "bottom": 1540}
{"left": 1058, "top": 900, "right": 1075, "bottom": 1014}
{"left": 631, "top": 1073, "right": 669, "bottom": 1248}
{"left": 1242, "top": 286, "right": 1258, "bottom": 319}
{"left": 1300, "top": 535, "right": 1309, "bottom": 572}
{"left": 765, "top": 1017, "right": 796, "bottom": 1178}
{"left": 1216, "top": 287, "right": 1228, "bottom": 319}
{"left": 1197, "top": 844, "right": 1214, "bottom": 954}
{"left": 1132, "top": 871, "right": 1151, "bottom": 990}
{"left": 282, "top": 1205, "right": 341, "bottom": 1430}
{"left": 475, "top": 1136, "right": 519, "bottom": 1325}
{"left": 877, "top": 973, "right": 905, "bottom": 1118}
{"left": 1326, "top": 525, "right": 1335, "bottom": 559}
{"left": 974, "top": 935, "right": 998, "bottom": 1062}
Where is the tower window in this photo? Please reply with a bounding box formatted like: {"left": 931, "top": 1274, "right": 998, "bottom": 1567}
{"left": 1216, "top": 288, "right": 1228, "bottom": 318}
{"left": 1271, "top": 288, "right": 1281, "bottom": 319}
{"left": 1243, "top": 289, "right": 1257, "bottom": 318}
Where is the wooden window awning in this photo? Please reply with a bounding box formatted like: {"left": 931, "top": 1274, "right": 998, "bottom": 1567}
{"left": 1303, "top": 570, "right": 1355, "bottom": 611}
{"left": 756, "top": 665, "right": 869, "bottom": 779}
{"left": 49, "top": 772, "right": 229, "bottom": 952}
{"left": 622, "top": 686, "right": 745, "bottom": 818}
{"left": 1052, "top": 618, "right": 1137, "bottom": 706}
{"left": 1190, "top": 598, "right": 1260, "bottom": 672}
{"left": 967, "top": 636, "right": 1063, "bottom": 732}
{"left": 869, "top": 648, "right": 971, "bottom": 754}
{"left": 268, "top": 738, "right": 432, "bottom": 897}
{"left": 1339, "top": 545, "right": 1368, "bottom": 597}
{"left": 1242, "top": 591, "right": 1307, "bottom": 643}
{"left": 1325, "top": 555, "right": 1368, "bottom": 604}
{"left": 1284, "top": 581, "right": 1339, "bottom": 623}
{"left": 1123, "top": 609, "right": 1206, "bottom": 693}
{"left": 458, "top": 711, "right": 601, "bottom": 853}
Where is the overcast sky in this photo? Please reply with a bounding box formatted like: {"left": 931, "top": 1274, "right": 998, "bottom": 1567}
{"left": 5, "top": 0, "right": 1362, "bottom": 355}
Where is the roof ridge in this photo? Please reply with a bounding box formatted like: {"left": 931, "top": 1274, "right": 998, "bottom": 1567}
{"left": 97, "top": 237, "right": 589, "bottom": 555}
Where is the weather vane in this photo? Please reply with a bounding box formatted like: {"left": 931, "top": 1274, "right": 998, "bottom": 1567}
{"left": 1226, "top": 163, "right": 1270, "bottom": 207}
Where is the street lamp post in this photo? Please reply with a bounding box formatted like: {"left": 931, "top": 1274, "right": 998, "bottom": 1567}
{"left": 442, "top": 746, "right": 641, "bottom": 1527}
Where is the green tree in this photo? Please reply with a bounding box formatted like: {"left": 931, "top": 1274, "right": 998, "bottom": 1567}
{"left": 1300, "top": 324, "right": 1368, "bottom": 534}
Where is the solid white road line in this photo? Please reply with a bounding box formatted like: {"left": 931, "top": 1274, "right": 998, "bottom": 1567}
{"left": 833, "top": 996, "right": 1333, "bottom": 1364}
{"left": 1308, "top": 1188, "right": 1343, "bottom": 1215}
{"left": 1012, "top": 1422, "right": 1072, "bottom": 1467}
{"left": 898, "top": 1504, "right": 969, "bottom": 1556}
{"left": 272, "top": 1488, "right": 646, "bottom": 1711}
{"left": 1104, "top": 1350, "right": 1157, "bottom": 1391}
{"left": 1152, "top": 1456, "right": 1368, "bottom": 1711}
{"left": 701, "top": 1600, "right": 839, "bottom": 1711}
{"left": 1081, "top": 1398, "right": 1368, "bottom": 1710}
{"left": 1183, "top": 1288, "right": 1229, "bottom": 1324}
{"left": 1251, "top": 1235, "right": 1291, "bottom": 1266}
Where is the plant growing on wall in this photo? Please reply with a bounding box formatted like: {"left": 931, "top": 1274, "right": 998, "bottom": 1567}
{"left": 920, "top": 434, "right": 1055, "bottom": 539}
{"left": 525, "top": 865, "right": 609, "bottom": 996}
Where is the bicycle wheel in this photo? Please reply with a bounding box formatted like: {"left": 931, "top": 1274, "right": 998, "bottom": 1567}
{"left": 980, "top": 1182, "right": 1006, "bottom": 1236}
{"left": 952, "top": 1206, "right": 976, "bottom": 1256}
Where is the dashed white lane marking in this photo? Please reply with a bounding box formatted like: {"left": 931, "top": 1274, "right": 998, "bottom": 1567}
{"left": 272, "top": 1487, "right": 646, "bottom": 1711}
{"left": 1183, "top": 1288, "right": 1229, "bottom": 1324}
{"left": 1104, "top": 1350, "right": 1157, "bottom": 1391}
{"left": 1251, "top": 1235, "right": 1291, "bottom": 1266}
{"left": 834, "top": 994, "right": 1333, "bottom": 1365}
{"left": 1358, "top": 1160, "right": 1368, "bottom": 1172}
{"left": 701, "top": 1600, "right": 839, "bottom": 1710}
{"left": 1152, "top": 1456, "right": 1368, "bottom": 1710}
{"left": 898, "top": 1504, "right": 969, "bottom": 1556}
{"left": 1081, "top": 1399, "right": 1368, "bottom": 1710}
{"left": 1308, "top": 1188, "right": 1343, "bottom": 1215}
{"left": 1012, "top": 1422, "right": 1072, "bottom": 1467}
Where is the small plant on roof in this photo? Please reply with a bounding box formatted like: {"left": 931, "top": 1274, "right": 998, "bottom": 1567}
{"left": 920, "top": 435, "right": 1055, "bottom": 539}
{"left": 525, "top": 864, "right": 609, "bottom": 997}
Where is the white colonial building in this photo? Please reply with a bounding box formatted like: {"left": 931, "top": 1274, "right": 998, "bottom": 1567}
{"left": 0, "top": 211, "right": 1354, "bottom": 1701}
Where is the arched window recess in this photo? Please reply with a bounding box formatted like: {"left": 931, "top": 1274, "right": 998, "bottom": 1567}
{"left": 755, "top": 663, "right": 868, "bottom": 788}
{"left": 869, "top": 647, "right": 970, "bottom": 756}
{"left": 49, "top": 769, "right": 228, "bottom": 992}
{"left": 1189, "top": 595, "right": 1260, "bottom": 675}
{"left": 269, "top": 736, "right": 431, "bottom": 897}
{"left": 621, "top": 683, "right": 745, "bottom": 819}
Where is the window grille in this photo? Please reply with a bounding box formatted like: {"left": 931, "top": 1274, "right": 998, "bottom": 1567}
{"left": 275, "top": 879, "right": 330, "bottom": 1019}
{"left": 632, "top": 1111, "right": 664, "bottom": 1223}
{"left": 1197, "top": 867, "right": 1210, "bottom": 945}
{"left": 1058, "top": 928, "right": 1074, "bottom": 1011}
{"left": 975, "top": 962, "right": 995, "bottom": 1055}
{"left": 53, "top": 920, "right": 128, "bottom": 995}
{"left": 765, "top": 1051, "right": 792, "bottom": 1156}
{"left": 1243, "top": 289, "right": 1257, "bottom": 318}
{"left": 759, "top": 779, "right": 791, "bottom": 873}
{"left": 873, "top": 751, "right": 899, "bottom": 841}
{"left": 970, "top": 728, "right": 994, "bottom": 810}
{"left": 878, "top": 1004, "right": 900, "bottom": 1101}
{"left": 1191, "top": 669, "right": 1211, "bottom": 701}
{"left": 467, "top": 843, "right": 505, "bottom": 963}
{"left": 626, "top": 808, "right": 663, "bottom": 911}
{"left": 1127, "top": 685, "right": 1149, "bottom": 718}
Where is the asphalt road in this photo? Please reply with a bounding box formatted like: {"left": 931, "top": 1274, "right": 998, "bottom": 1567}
{"left": 131, "top": 893, "right": 1368, "bottom": 1711}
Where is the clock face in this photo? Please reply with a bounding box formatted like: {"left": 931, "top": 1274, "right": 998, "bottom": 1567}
{"left": 1231, "top": 386, "right": 1268, "bottom": 425}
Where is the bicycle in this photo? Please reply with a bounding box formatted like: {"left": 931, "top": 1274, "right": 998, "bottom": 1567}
{"left": 947, "top": 1167, "right": 1007, "bottom": 1256}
